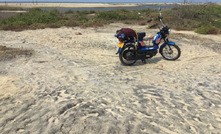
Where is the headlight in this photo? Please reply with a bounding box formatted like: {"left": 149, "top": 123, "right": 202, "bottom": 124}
{"left": 168, "top": 28, "right": 171, "bottom": 34}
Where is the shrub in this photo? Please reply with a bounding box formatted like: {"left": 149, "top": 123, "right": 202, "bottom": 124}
{"left": 64, "top": 21, "right": 79, "bottom": 27}
{"left": 95, "top": 10, "right": 142, "bottom": 21}
{"left": 12, "top": 21, "right": 26, "bottom": 26}
{"left": 163, "top": 4, "right": 221, "bottom": 34}
{"left": 124, "top": 21, "right": 132, "bottom": 24}
{"left": 139, "top": 8, "right": 155, "bottom": 14}
{"left": 75, "top": 14, "right": 88, "bottom": 22}
{"left": 194, "top": 24, "right": 219, "bottom": 34}
{"left": 96, "top": 11, "right": 126, "bottom": 20}
{"left": 0, "top": 8, "right": 62, "bottom": 28}
{"left": 65, "top": 10, "right": 74, "bottom": 14}
{"left": 1, "top": 4, "right": 220, "bottom": 34}
{"left": 120, "top": 9, "right": 130, "bottom": 12}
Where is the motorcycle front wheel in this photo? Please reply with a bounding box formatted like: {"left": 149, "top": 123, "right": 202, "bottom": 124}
{"left": 119, "top": 44, "right": 137, "bottom": 66}
{"left": 160, "top": 44, "right": 181, "bottom": 60}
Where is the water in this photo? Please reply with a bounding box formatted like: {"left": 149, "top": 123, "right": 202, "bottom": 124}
{"left": 23, "top": 5, "right": 178, "bottom": 12}
{"left": 2, "top": 0, "right": 220, "bottom": 3}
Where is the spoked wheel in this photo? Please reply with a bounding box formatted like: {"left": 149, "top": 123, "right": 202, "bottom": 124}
{"left": 119, "top": 44, "right": 137, "bottom": 66}
{"left": 160, "top": 44, "right": 181, "bottom": 60}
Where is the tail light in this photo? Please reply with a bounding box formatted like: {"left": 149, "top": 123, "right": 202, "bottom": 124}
{"left": 119, "top": 38, "right": 124, "bottom": 42}
{"left": 115, "top": 32, "right": 125, "bottom": 42}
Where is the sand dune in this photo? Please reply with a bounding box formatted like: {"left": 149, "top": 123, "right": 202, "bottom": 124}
{"left": 0, "top": 23, "right": 221, "bottom": 133}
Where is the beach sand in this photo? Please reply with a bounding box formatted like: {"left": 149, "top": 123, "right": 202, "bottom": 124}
{"left": 0, "top": 23, "right": 221, "bottom": 133}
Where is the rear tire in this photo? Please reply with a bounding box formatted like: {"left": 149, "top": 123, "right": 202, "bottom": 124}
{"left": 119, "top": 44, "right": 137, "bottom": 66}
{"left": 160, "top": 44, "right": 181, "bottom": 60}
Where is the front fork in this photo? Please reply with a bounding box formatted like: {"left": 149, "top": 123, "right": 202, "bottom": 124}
{"left": 165, "top": 45, "right": 172, "bottom": 52}
{"left": 163, "top": 39, "right": 173, "bottom": 53}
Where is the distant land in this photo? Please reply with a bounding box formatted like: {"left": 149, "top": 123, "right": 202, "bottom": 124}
{"left": 0, "top": 0, "right": 220, "bottom": 3}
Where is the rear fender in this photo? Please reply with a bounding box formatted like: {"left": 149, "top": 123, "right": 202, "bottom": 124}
{"left": 120, "top": 44, "right": 136, "bottom": 55}
{"left": 118, "top": 42, "right": 135, "bottom": 52}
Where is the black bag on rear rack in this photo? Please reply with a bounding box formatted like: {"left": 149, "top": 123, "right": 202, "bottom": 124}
{"left": 115, "top": 28, "right": 137, "bottom": 42}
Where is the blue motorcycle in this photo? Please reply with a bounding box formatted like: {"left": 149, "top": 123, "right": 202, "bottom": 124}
{"left": 115, "top": 8, "right": 181, "bottom": 66}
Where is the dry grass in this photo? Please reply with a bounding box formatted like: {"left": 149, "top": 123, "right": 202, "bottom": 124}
{"left": 0, "top": 4, "right": 221, "bottom": 34}
{"left": 0, "top": 45, "right": 33, "bottom": 61}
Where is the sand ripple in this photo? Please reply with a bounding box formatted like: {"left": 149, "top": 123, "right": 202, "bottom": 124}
{"left": 0, "top": 24, "right": 221, "bottom": 133}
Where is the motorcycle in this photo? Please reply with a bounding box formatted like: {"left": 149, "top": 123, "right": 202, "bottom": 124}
{"left": 115, "top": 7, "right": 181, "bottom": 66}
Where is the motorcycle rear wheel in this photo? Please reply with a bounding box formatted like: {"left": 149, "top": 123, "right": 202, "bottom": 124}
{"left": 160, "top": 44, "right": 181, "bottom": 60}
{"left": 119, "top": 44, "right": 137, "bottom": 66}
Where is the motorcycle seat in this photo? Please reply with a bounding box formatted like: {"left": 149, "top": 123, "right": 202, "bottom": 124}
{"left": 137, "top": 32, "right": 146, "bottom": 40}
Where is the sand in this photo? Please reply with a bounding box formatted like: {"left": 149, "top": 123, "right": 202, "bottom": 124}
{"left": 0, "top": 23, "right": 221, "bottom": 133}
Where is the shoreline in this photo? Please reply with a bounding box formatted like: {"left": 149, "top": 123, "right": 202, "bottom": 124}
{"left": 0, "top": 3, "right": 195, "bottom": 9}
{"left": 0, "top": 10, "right": 27, "bottom": 13}
{"left": 1, "top": 3, "right": 142, "bottom": 8}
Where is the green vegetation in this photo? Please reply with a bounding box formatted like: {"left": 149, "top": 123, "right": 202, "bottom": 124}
{"left": 96, "top": 10, "right": 140, "bottom": 20}
{"left": 0, "top": 4, "right": 221, "bottom": 34}
{"left": 163, "top": 3, "right": 221, "bottom": 34}
{"left": 0, "top": 8, "right": 65, "bottom": 30}
{"left": 61, "top": 8, "right": 155, "bottom": 27}
{"left": 64, "top": 10, "right": 74, "bottom": 14}
{"left": 194, "top": 24, "right": 219, "bottom": 34}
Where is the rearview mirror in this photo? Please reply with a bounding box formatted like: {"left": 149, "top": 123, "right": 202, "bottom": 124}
{"left": 147, "top": 19, "right": 152, "bottom": 23}
{"left": 158, "top": 16, "right": 163, "bottom": 20}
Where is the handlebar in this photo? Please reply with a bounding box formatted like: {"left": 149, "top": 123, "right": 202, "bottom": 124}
{"left": 148, "top": 7, "right": 166, "bottom": 29}
{"left": 158, "top": 16, "right": 163, "bottom": 20}
{"left": 158, "top": 7, "right": 165, "bottom": 27}
{"left": 147, "top": 19, "right": 152, "bottom": 23}
{"left": 150, "top": 24, "right": 158, "bottom": 28}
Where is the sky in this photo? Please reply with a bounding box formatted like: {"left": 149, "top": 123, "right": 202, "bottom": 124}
{"left": 0, "top": 0, "right": 220, "bottom": 3}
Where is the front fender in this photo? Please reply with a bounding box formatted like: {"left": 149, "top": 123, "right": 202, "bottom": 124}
{"left": 160, "top": 42, "right": 175, "bottom": 49}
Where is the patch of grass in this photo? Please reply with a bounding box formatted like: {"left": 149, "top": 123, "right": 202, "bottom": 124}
{"left": 63, "top": 9, "right": 150, "bottom": 28}
{"left": 65, "top": 10, "right": 74, "bottom": 14}
{"left": 194, "top": 24, "right": 220, "bottom": 34}
{"left": 120, "top": 9, "right": 130, "bottom": 13}
{"left": 95, "top": 9, "right": 144, "bottom": 21}
{"left": 0, "top": 7, "right": 155, "bottom": 30}
{"left": 163, "top": 4, "right": 221, "bottom": 34}
{"left": 0, "top": 8, "right": 64, "bottom": 30}
{"left": 0, "top": 4, "right": 220, "bottom": 34}
{"left": 124, "top": 21, "right": 132, "bottom": 24}
{"left": 96, "top": 11, "right": 126, "bottom": 20}
{"left": 0, "top": 45, "right": 33, "bottom": 61}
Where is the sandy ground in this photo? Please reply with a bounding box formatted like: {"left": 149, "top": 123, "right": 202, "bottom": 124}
{"left": 0, "top": 23, "right": 221, "bottom": 134}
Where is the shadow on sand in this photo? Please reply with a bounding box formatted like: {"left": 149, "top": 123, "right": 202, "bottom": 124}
{"left": 134, "top": 57, "right": 163, "bottom": 66}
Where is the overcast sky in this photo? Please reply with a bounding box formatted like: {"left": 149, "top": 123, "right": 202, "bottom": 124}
{"left": 0, "top": 0, "right": 220, "bottom": 3}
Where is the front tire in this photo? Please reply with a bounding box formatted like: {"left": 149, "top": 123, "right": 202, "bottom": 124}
{"left": 119, "top": 44, "right": 137, "bottom": 66}
{"left": 160, "top": 44, "right": 181, "bottom": 60}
